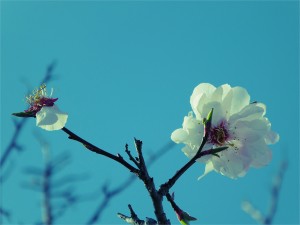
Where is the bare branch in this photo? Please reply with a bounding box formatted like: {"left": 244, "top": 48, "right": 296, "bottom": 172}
{"left": 264, "top": 160, "right": 288, "bottom": 225}
{"left": 0, "top": 207, "right": 11, "bottom": 223}
{"left": 61, "top": 127, "right": 139, "bottom": 174}
{"left": 117, "top": 204, "right": 146, "bottom": 225}
{"left": 158, "top": 146, "right": 227, "bottom": 196}
{"left": 133, "top": 139, "right": 170, "bottom": 225}
{"left": 86, "top": 142, "right": 175, "bottom": 225}
{"left": 125, "top": 143, "right": 140, "bottom": 168}
{"left": 242, "top": 160, "right": 288, "bottom": 225}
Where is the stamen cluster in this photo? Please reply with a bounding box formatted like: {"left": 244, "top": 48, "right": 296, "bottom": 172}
{"left": 25, "top": 84, "right": 58, "bottom": 115}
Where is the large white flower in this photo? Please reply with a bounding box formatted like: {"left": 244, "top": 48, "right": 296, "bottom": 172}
{"left": 171, "top": 83, "right": 279, "bottom": 179}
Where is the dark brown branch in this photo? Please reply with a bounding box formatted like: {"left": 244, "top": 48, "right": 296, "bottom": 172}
{"left": 165, "top": 193, "right": 180, "bottom": 213}
{"left": 159, "top": 141, "right": 227, "bottom": 196}
{"left": 117, "top": 204, "right": 144, "bottom": 225}
{"left": 61, "top": 127, "right": 139, "bottom": 174}
{"left": 125, "top": 144, "right": 140, "bottom": 168}
{"left": 87, "top": 142, "right": 175, "bottom": 225}
{"left": 117, "top": 204, "right": 157, "bottom": 225}
{"left": 133, "top": 139, "right": 170, "bottom": 225}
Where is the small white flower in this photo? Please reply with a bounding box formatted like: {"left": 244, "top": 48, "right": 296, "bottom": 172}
{"left": 171, "top": 83, "right": 279, "bottom": 179}
{"left": 23, "top": 84, "right": 68, "bottom": 131}
{"left": 36, "top": 105, "right": 68, "bottom": 131}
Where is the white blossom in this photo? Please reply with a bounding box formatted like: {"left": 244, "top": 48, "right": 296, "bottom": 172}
{"left": 24, "top": 84, "right": 68, "bottom": 131}
{"left": 171, "top": 83, "right": 279, "bottom": 179}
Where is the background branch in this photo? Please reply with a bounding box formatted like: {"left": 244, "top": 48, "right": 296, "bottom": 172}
{"left": 242, "top": 160, "right": 288, "bottom": 224}
{"left": 0, "top": 62, "right": 56, "bottom": 169}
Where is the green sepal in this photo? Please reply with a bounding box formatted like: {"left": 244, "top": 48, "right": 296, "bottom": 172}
{"left": 212, "top": 153, "right": 220, "bottom": 158}
{"left": 206, "top": 108, "right": 213, "bottom": 123}
{"left": 12, "top": 111, "right": 36, "bottom": 118}
{"left": 203, "top": 108, "right": 213, "bottom": 125}
{"left": 211, "top": 146, "right": 228, "bottom": 154}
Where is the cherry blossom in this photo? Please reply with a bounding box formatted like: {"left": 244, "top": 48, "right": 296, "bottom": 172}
{"left": 171, "top": 83, "right": 279, "bottom": 179}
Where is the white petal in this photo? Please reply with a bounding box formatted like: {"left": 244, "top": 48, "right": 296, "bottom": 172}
{"left": 171, "top": 129, "right": 189, "bottom": 144}
{"left": 198, "top": 161, "right": 214, "bottom": 180}
{"left": 246, "top": 140, "right": 272, "bottom": 168}
{"left": 229, "top": 86, "right": 250, "bottom": 115}
{"left": 210, "top": 85, "right": 224, "bottom": 103}
{"left": 190, "top": 83, "right": 216, "bottom": 105}
{"left": 171, "top": 112, "right": 203, "bottom": 146}
{"left": 211, "top": 149, "right": 250, "bottom": 179}
{"left": 220, "top": 84, "right": 232, "bottom": 99}
{"left": 233, "top": 119, "right": 269, "bottom": 142}
{"left": 265, "top": 130, "right": 280, "bottom": 144}
{"left": 36, "top": 106, "right": 68, "bottom": 131}
{"left": 190, "top": 83, "right": 216, "bottom": 116}
{"left": 229, "top": 104, "right": 266, "bottom": 124}
{"left": 182, "top": 112, "right": 200, "bottom": 130}
{"left": 182, "top": 145, "right": 197, "bottom": 158}
{"left": 222, "top": 87, "right": 233, "bottom": 119}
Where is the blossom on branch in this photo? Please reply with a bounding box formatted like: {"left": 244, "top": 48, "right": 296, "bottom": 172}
{"left": 13, "top": 84, "right": 68, "bottom": 131}
{"left": 171, "top": 83, "right": 279, "bottom": 179}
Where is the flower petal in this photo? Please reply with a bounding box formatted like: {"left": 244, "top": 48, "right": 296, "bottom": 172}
{"left": 182, "top": 145, "right": 197, "bottom": 158}
{"left": 265, "top": 130, "right": 280, "bottom": 144}
{"left": 229, "top": 86, "right": 250, "bottom": 115}
{"left": 211, "top": 149, "right": 250, "bottom": 179}
{"left": 198, "top": 161, "right": 214, "bottom": 180}
{"left": 171, "top": 129, "right": 189, "bottom": 144}
{"left": 246, "top": 140, "right": 273, "bottom": 168}
{"left": 36, "top": 105, "right": 68, "bottom": 131}
{"left": 190, "top": 83, "right": 216, "bottom": 118}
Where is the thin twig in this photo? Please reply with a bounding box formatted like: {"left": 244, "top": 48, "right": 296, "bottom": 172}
{"left": 159, "top": 146, "right": 227, "bottom": 196}
{"left": 61, "top": 127, "right": 139, "bottom": 174}
{"left": 117, "top": 204, "right": 146, "bottom": 225}
{"left": 125, "top": 144, "right": 140, "bottom": 168}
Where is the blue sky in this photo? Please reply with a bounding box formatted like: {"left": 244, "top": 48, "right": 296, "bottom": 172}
{"left": 1, "top": 1, "right": 299, "bottom": 224}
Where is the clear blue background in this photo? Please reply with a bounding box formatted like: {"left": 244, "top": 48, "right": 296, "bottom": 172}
{"left": 1, "top": 1, "right": 299, "bottom": 224}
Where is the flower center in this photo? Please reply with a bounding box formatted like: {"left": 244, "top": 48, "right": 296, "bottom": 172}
{"left": 208, "top": 121, "right": 230, "bottom": 146}
{"left": 25, "top": 84, "right": 58, "bottom": 114}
